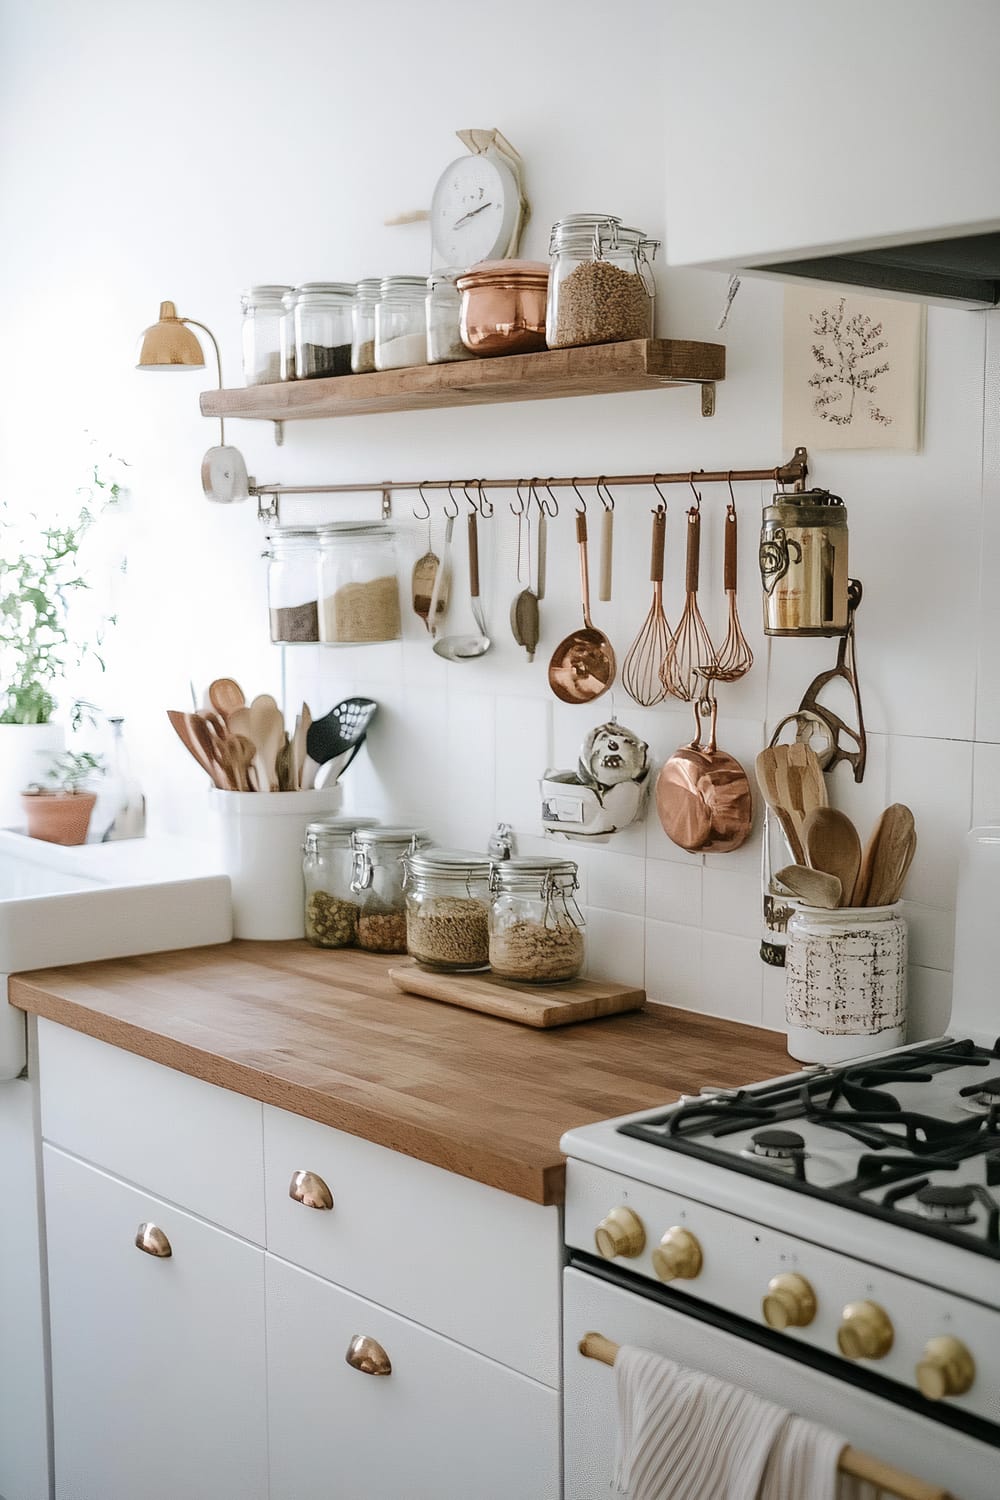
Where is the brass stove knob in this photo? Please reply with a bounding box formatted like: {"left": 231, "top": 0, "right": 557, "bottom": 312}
{"left": 762, "top": 1273, "right": 817, "bottom": 1330}
{"left": 652, "top": 1227, "right": 703, "bottom": 1283}
{"left": 916, "top": 1337, "right": 975, "bottom": 1401}
{"left": 838, "top": 1301, "right": 894, "bottom": 1361}
{"left": 594, "top": 1206, "right": 646, "bottom": 1260}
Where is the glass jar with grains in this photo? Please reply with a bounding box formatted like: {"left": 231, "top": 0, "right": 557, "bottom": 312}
{"left": 265, "top": 527, "right": 321, "bottom": 644}
{"left": 375, "top": 276, "right": 428, "bottom": 370}
{"left": 488, "top": 857, "right": 586, "bottom": 983}
{"left": 294, "top": 282, "right": 355, "bottom": 378}
{"left": 241, "top": 284, "right": 293, "bottom": 385}
{"left": 303, "top": 816, "right": 379, "bottom": 948}
{"left": 351, "top": 826, "right": 431, "bottom": 953}
{"left": 546, "top": 215, "right": 658, "bottom": 350}
{"left": 351, "top": 278, "right": 381, "bottom": 374}
{"left": 317, "top": 522, "right": 402, "bottom": 645}
{"left": 425, "top": 269, "right": 474, "bottom": 365}
{"left": 402, "top": 848, "right": 491, "bottom": 971}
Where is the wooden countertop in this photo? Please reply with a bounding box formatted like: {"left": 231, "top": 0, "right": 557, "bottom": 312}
{"left": 9, "top": 942, "right": 792, "bottom": 1205}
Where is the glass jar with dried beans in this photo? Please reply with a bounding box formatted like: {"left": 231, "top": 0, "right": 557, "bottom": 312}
{"left": 546, "top": 215, "right": 658, "bottom": 350}
{"left": 488, "top": 857, "right": 586, "bottom": 983}
{"left": 241, "top": 284, "right": 293, "bottom": 385}
{"left": 303, "top": 816, "right": 379, "bottom": 948}
{"left": 317, "top": 522, "right": 402, "bottom": 644}
{"left": 294, "top": 282, "right": 356, "bottom": 379}
{"left": 351, "top": 826, "right": 431, "bottom": 953}
{"left": 265, "top": 527, "right": 322, "bottom": 644}
{"left": 402, "top": 848, "right": 491, "bottom": 971}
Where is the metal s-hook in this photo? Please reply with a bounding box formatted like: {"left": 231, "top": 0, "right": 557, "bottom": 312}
{"left": 542, "top": 479, "right": 560, "bottom": 518}
{"left": 571, "top": 478, "right": 587, "bottom": 515}
{"left": 688, "top": 471, "right": 703, "bottom": 510}
{"left": 597, "top": 476, "right": 615, "bottom": 512}
{"left": 413, "top": 482, "right": 432, "bottom": 521}
{"left": 510, "top": 481, "right": 527, "bottom": 518}
{"left": 652, "top": 474, "right": 669, "bottom": 509}
{"left": 476, "top": 478, "right": 493, "bottom": 518}
{"left": 444, "top": 482, "right": 460, "bottom": 519}
{"left": 727, "top": 470, "right": 736, "bottom": 509}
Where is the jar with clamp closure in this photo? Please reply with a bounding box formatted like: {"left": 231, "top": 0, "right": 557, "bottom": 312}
{"left": 403, "top": 848, "right": 492, "bottom": 971}
{"left": 351, "top": 826, "right": 431, "bottom": 953}
{"left": 303, "top": 816, "right": 379, "bottom": 948}
{"left": 546, "top": 216, "right": 657, "bottom": 349}
{"left": 488, "top": 856, "right": 585, "bottom": 982}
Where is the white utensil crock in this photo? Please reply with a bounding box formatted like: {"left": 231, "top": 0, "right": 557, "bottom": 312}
{"left": 211, "top": 787, "right": 342, "bottom": 940}
{"left": 784, "top": 902, "right": 907, "bottom": 1064}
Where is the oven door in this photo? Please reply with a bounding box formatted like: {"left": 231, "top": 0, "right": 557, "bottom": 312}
{"left": 564, "top": 1264, "right": 997, "bottom": 1500}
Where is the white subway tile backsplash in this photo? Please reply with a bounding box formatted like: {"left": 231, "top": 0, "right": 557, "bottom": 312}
{"left": 695, "top": 932, "right": 764, "bottom": 1025}
{"left": 645, "top": 858, "right": 702, "bottom": 927}
{"left": 702, "top": 866, "right": 762, "bottom": 941}
{"left": 907, "top": 965, "right": 954, "bottom": 1043}
{"left": 584, "top": 850, "right": 645, "bottom": 916}
{"left": 644, "top": 919, "right": 702, "bottom": 1010}
{"left": 494, "top": 695, "right": 551, "bottom": 834}
{"left": 887, "top": 735, "right": 974, "bottom": 909}
{"left": 900, "top": 900, "right": 955, "bottom": 973}
{"left": 972, "top": 741, "right": 1000, "bottom": 826}
{"left": 585, "top": 909, "right": 646, "bottom": 987}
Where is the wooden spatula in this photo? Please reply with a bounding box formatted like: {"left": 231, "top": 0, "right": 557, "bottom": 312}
{"left": 772, "top": 742, "right": 827, "bottom": 860}
{"left": 774, "top": 864, "right": 843, "bottom": 909}
{"left": 803, "top": 807, "right": 862, "bottom": 908}
{"left": 860, "top": 804, "right": 917, "bottom": 907}
{"left": 755, "top": 749, "right": 807, "bottom": 865}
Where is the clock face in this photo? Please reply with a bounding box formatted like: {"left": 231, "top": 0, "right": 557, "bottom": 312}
{"left": 430, "top": 153, "right": 519, "bottom": 267}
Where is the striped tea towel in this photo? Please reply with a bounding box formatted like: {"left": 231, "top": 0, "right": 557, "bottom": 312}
{"left": 759, "top": 1413, "right": 844, "bottom": 1500}
{"left": 613, "top": 1344, "right": 791, "bottom": 1500}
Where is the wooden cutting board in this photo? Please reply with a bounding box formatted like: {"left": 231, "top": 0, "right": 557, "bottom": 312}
{"left": 387, "top": 962, "right": 645, "bottom": 1028}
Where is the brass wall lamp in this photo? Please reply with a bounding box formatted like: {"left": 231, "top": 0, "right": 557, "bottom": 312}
{"left": 135, "top": 300, "right": 250, "bottom": 504}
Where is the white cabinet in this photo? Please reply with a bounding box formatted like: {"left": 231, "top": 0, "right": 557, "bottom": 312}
{"left": 43, "top": 1144, "right": 268, "bottom": 1500}
{"left": 266, "top": 1254, "right": 560, "bottom": 1500}
{"left": 664, "top": 0, "right": 1000, "bottom": 295}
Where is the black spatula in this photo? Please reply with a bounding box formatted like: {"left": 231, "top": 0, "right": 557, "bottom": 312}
{"left": 302, "top": 698, "right": 377, "bottom": 788}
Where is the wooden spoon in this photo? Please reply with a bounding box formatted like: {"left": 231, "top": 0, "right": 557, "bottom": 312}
{"left": 803, "top": 807, "right": 861, "bottom": 908}
{"left": 755, "top": 748, "right": 807, "bottom": 865}
{"left": 208, "top": 678, "right": 245, "bottom": 721}
{"left": 774, "top": 865, "right": 843, "bottom": 910}
{"left": 166, "top": 710, "right": 226, "bottom": 788}
{"left": 857, "top": 804, "right": 917, "bottom": 907}
{"left": 221, "top": 734, "right": 259, "bottom": 792}
{"left": 291, "top": 704, "right": 311, "bottom": 792}
{"left": 772, "top": 742, "right": 827, "bottom": 861}
{"left": 248, "top": 696, "right": 285, "bottom": 793}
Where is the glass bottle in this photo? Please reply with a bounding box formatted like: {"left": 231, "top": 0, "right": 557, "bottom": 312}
{"left": 241, "top": 285, "right": 292, "bottom": 385}
{"left": 351, "top": 826, "right": 431, "bottom": 953}
{"left": 351, "top": 278, "right": 381, "bottom": 374}
{"left": 375, "top": 277, "right": 428, "bottom": 370}
{"left": 488, "top": 857, "right": 585, "bottom": 982}
{"left": 265, "top": 528, "right": 321, "bottom": 644}
{"left": 303, "top": 816, "right": 379, "bottom": 948}
{"left": 546, "top": 216, "right": 656, "bottom": 349}
{"left": 294, "top": 282, "right": 355, "bottom": 379}
{"left": 102, "top": 717, "right": 146, "bottom": 842}
{"left": 425, "top": 269, "right": 474, "bottom": 364}
{"left": 402, "top": 848, "right": 491, "bottom": 971}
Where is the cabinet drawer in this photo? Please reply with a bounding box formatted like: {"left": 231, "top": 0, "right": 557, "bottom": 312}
{"left": 38, "top": 1018, "right": 264, "bottom": 1241}
{"left": 266, "top": 1254, "right": 560, "bottom": 1500}
{"left": 44, "top": 1145, "right": 267, "bottom": 1500}
{"left": 264, "top": 1103, "right": 561, "bottom": 1386}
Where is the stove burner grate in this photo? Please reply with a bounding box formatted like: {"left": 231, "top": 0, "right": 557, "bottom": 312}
{"left": 742, "top": 1128, "right": 807, "bottom": 1178}
{"left": 959, "top": 1076, "right": 1000, "bottom": 1113}
{"left": 914, "top": 1184, "right": 977, "bottom": 1224}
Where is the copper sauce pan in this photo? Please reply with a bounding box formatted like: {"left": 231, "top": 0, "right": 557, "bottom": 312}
{"left": 655, "top": 696, "right": 752, "bottom": 853}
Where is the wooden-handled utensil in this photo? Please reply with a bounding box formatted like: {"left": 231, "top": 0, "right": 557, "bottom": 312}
{"left": 803, "top": 806, "right": 861, "bottom": 908}
{"left": 755, "top": 742, "right": 827, "bottom": 865}
{"left": 166, "top": 710, "right": 227, "bottom": 788}
{"left": 855, "top": 804, "right": 917, "bottom": 906}
{"left": 773, "top": 864, "right": 843, "bottom": 909}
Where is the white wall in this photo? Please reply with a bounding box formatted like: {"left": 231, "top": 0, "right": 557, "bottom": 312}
{"left": 0, "top": 0, "right": 994, "bottom": 1040}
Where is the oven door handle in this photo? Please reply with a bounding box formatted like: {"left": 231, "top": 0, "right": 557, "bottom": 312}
{"left": 577, "top": 1332, "right": 954, "bottom": 1500}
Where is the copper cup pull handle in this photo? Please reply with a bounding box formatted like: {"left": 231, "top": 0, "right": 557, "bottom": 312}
{"left": 345, "top": 1334, "right": 392, "bottom": 1376}
{"left": 135, "top": 1223, "right": 172, "bottom": 1258}
{"left": 288, "top": 1169, "right": 334, "bottom": 1211}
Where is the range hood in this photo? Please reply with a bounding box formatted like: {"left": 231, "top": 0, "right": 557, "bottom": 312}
{"left": 756, "top": 231, "right": 1000, "bottom": 310}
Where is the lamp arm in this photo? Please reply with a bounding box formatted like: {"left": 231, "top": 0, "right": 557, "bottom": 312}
{"left": 184, "top": 318, "right": 225, "bottom": 447}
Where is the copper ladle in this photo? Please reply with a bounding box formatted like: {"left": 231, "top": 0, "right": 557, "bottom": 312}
{"left": 547, "top": 510, "right": 616, "bottom": 703}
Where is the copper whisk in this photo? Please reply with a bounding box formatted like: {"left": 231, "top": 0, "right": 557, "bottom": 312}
{"left": 622, "top": 504, "right": 672, "bottom": 706}
{"left": 661, "top": 499, "right": 717, "bottom": 702}
{"left": 704, "top": 497, "right": 754, "bottom": 683}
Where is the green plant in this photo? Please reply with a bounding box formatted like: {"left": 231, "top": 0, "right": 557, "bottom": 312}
{"left": 31, "top": 750, "right": 105, "bottom": 795}
{"left": 0, "top": 457, "right": 126, "bottom": 727}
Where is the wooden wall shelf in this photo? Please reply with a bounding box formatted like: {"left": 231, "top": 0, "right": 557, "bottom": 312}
{"left": 200, "top": 338, "right": 725, "bottom": 423}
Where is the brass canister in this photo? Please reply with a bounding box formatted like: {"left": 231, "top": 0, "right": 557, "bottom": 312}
{"left": 759, "top": 490, "right": 849, "bottom": 637}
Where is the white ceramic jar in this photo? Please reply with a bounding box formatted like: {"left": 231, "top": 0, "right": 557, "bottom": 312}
{"left": 784, "top": 903, "right": 907, "bottom": 1064}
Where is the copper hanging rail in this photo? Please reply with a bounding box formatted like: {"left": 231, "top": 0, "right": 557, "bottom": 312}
{"left": 251, "top": 448, "right": 808, "bottom": 524}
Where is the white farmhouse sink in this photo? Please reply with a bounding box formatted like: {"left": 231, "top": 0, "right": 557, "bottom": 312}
{"left": 0, "top": 830, "right": 232, "bottom": 1078}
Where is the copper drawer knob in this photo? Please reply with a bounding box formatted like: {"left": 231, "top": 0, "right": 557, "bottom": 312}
{"left": 288, "top": 1170, "right": 334, "bottom": 1211}
{"left": 652, "top": 1227, "right": 702, "bottom": 1283}
{"left": 916, "top": 1336, "right": 975, "bottom": 1401}
{"left": 345, "top": 1335, "right": 391, "bottom": 1376}
{"left": 594, "top": 1207, "right": 646, "bottom": 1260}
{"left": 762, "top": 1272, "right": 817, "bottom": 1330}
{"left": 135, "top": 1223, "right": 172, "bottom": 1258}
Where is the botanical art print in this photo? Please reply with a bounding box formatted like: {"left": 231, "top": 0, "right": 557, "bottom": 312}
{"left": 783, "top": 285, "right": 924, "bottom": 450}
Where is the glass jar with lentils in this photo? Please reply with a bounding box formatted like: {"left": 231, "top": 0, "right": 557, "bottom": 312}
{"left": 546, "top": 214, "right": 657, "bottom": 349}
{"left": 488, "top": 857, "right": 585, "bottom": 983}
{"left": 402, "top": 848, "right": 491, "bottom": 971}
{"left": 351, "top": 826, "right": 430, "bottom": 953}
{"left": 303, "top": 817, "right": 379, "bottom": 948}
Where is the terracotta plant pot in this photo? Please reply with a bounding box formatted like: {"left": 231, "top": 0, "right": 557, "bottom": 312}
{"left": 20, "top": 790, "right": 97, "bottom": 846}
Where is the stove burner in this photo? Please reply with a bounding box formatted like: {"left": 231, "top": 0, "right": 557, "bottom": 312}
{"left": 959, "top": 1076, "right": 1000, "bottom": 1113}
{"left": 748, "top": 1129, "right": 805, "bottom": 1160}
{"left": 915, "top": 1184, "right": 977, "bottom": 1224}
